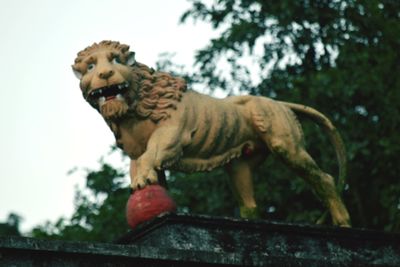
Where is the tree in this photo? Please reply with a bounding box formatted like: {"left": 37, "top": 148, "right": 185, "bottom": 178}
{"left": 0, "top": 213, "right": 22, "bottom": 236}
{"left": 32, "top": 158, "right": 130, "bottom": 242}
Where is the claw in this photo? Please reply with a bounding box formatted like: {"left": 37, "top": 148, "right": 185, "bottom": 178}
{"left": 146, "top": 178, "right": 152, "bottom": 185}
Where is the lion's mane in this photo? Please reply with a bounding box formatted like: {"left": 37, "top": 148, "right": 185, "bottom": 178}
{"left": 132, "top": 63, "right": 187, "bottom": 122}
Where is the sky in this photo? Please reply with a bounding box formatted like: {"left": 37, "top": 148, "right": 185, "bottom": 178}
{"left": 0, "top": 0, "right": 216, "bottom": 232}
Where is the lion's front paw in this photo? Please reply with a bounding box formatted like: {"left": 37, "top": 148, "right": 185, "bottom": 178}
{"left": 131, "top": 169, "right": 158, "bottom": 191}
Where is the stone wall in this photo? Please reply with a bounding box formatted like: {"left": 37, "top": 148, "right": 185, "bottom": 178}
{"left": 1, "top": 214, "right": 399, "bottom": 266}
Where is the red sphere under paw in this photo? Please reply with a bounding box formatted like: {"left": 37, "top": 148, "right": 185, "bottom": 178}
{"left": 126, "top": 185, "right": 176, "bottom": 229}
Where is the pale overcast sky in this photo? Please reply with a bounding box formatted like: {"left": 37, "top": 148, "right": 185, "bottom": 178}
{"left": 0, "top": 0, "right": 215, "bottom": 232}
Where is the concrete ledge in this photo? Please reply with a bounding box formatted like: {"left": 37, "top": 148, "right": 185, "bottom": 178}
{"left": 1, "top": 214, "right": 399, "bottom": 266}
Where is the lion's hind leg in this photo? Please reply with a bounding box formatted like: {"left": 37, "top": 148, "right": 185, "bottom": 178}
{"left": 255, "top": 102, "right": 350, "bottom": 226}
{"left": 265, "top": 135, "right": 351, "bottom": 226}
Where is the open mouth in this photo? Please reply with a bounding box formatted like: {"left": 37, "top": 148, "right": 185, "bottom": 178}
{"left": 87, "top": 82, "right": 129, "bottom": 105}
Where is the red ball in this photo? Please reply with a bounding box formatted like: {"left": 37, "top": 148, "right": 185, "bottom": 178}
{"left": 126, "top": 185, "right": 176, "bottom": 229}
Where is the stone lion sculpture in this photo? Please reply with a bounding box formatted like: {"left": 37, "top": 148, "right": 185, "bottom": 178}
{"left": 72, "top": 40, "right": 350, "bottom": 226}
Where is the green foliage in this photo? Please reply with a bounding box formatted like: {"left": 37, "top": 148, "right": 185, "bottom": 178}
{"left": 31, "top": 161, "right": 130, "bottom": 242}
{"left": 0, "top": 213, "right": 22, "bottom": 236}
{"left": 168, "top": 169, "right": 237, "bottom": 216}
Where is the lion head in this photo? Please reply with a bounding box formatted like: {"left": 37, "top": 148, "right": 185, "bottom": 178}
{"left": 72, "top": 40, "right": 187, "bottom": 122}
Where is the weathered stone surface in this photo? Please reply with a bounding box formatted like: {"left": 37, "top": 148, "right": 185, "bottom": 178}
{"left": 1, "top": 213, "right": 399, "bottom": 266}
{"left": 117, "top": 213, "right": 400, "bottom": 266}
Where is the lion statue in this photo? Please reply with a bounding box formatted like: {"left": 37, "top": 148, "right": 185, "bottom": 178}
{"left": 72, "top": 40, "right": 351, "bottom": 226}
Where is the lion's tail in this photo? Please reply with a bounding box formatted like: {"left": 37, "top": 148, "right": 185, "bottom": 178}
{"left": 279, "top": 101, "right": 347, "bottom": 195}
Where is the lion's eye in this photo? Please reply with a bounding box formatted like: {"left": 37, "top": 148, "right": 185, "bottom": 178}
{"left": 111, "top": 56, "right": 121, "bottom": 64}
{"left": 87, "top": 63, "right": 96, "bottom": 72}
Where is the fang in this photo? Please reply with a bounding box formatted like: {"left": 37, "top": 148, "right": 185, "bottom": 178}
{"left": 98, "top": 96, "right": 106, "bottom": 106}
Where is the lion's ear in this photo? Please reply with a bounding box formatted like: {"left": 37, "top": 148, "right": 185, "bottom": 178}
{"left": 127, "top": 52, "right": 136, "bottom": 66}
{"left": 72, "top": 66, "right": 82, "bottom": 80}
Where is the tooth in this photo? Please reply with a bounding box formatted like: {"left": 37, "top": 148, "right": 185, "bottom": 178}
{"left": 116, "top": 94, "right": 124, "bottom": 101}
{"left": 98, "top": 96, "right": 106, "bottom": 106}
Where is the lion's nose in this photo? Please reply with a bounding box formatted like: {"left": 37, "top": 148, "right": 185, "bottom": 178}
{"left": 98, "top": 69, "right": 114, "bottom": 79}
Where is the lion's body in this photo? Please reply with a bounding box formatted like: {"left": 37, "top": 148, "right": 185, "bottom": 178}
{"left": 153, "top": 90, "right": 297, "bottom": 173}
{"left": 158, "top": 91, "right": 262, "bottom": 172}
{"left": 73, "top": 40, "right": 351, "bottom": 226}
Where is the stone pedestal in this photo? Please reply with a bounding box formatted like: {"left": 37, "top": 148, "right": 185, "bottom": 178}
{"left": 1, "top": 214, "right": 399, "bottom": 266}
